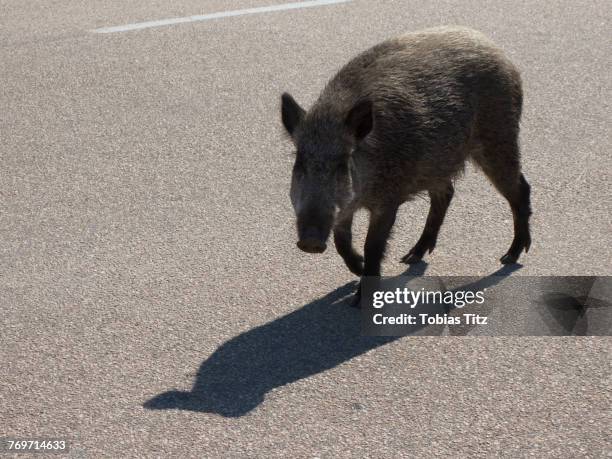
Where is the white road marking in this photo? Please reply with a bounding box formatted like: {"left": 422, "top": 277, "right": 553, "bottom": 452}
{"left": 91, "top": 0, "right": 352, "bottom": 34}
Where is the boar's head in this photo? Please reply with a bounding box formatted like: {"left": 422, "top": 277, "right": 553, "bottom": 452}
{"left": 280, "top": 92, "right": 373, "bottom": 254}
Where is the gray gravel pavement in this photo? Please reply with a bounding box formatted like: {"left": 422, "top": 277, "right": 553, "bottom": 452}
{"left": 1, "top": 0, "right": 611, "bottom": 456}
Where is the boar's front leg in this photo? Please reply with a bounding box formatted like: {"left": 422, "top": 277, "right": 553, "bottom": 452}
{"left": 401, "top": 182, "right": 454, "bottom": 264}
{"left": 352, "top": 205, "right": 399, "bottom": 307}
{"left": 333, "top": 210, "right": 364, "bottom": 276}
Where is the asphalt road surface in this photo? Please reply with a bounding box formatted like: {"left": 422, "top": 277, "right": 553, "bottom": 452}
{"left": 1, "top": 0, "right": 611, "bottom": 456}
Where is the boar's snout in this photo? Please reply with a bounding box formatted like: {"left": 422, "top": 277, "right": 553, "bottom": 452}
{"left": 291, "top": 178, "right": 335, "bottom": 255}
{"left": 297, "top": 232, "right": 328, "bottom": 254}
{"left": 296, "top": 221, "right": 331, "bottom": 254}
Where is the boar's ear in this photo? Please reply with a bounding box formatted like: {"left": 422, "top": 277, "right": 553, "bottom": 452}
{"left": 345, "top": 99, "right": 373, "bottom": 141}
{"left": 281, "top": 92, "right": 305, "bottom": 136}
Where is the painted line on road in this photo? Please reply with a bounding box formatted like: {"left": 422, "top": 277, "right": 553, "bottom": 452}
{"left": 91, "top": 0, "right": 352, "bottom": 34}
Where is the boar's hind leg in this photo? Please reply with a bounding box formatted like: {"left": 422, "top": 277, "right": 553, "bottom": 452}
{"left": 333, "top": 211, "right": 364, "bottom": 276}
{"left": 474, "top": 139, "right": 532, "bottom": 264}
{"left": 401, "top": 182, "right": 454, "bottom": 264}
{"left": 498, "top": 172, "right": 532, "bottom": 264}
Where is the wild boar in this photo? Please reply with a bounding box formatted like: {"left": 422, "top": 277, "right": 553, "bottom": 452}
{"left": 281, "top": 26, "right": 532, "bottom": 301}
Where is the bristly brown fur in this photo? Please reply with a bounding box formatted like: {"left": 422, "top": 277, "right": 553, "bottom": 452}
{"left": 281, "top": 26, "right": 532, "bottom": 303}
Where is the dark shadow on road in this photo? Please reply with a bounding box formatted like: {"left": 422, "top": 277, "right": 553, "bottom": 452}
{"left": 535, "top": 277, "right": 611, "bottom": 335}
{"left": 444, "top": 264, "right": 523, "bottom": 336}
{"left": 143, "top": 263, "right": 519, "bottom": 417}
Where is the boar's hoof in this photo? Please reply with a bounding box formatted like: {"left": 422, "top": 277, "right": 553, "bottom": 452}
{"left": 401, "top": 251, "right": 424, "bottom": 264}
{"left": 401, "top": 242, "right": 434, "bottom": 264}
{"left": 345, "top": 255, "right": 364, "bottom": 276}
{"left": 500, "top": 253, "right": 519, "bottom": 264}
{"left": 401, "top": 253, "right": 422, "bottom": 264}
